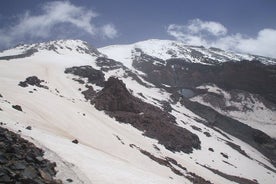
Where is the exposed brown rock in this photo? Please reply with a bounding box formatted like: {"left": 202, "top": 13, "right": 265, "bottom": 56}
{"left": 93, "top": 77, "right": 200, "bottom": 153}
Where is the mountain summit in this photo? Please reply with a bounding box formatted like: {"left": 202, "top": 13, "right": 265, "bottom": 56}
{"left": 99, "top": 39, "right": 276, "bottom": 66}
{"left": 0, "top": 39, "right": 276, "bottom": 183}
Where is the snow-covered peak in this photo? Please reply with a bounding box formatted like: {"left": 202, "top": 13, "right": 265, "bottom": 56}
{"left": 0, "top": 39, "right": 102, "bottom": 60}
{"left": 99, "top": 39, "right": 276, "bottom": 67}
{"left": 32, "top": 39, "right": 100, "bottom": 54}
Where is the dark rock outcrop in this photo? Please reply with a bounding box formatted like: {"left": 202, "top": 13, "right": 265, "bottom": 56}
{"left": 130, "top": 144, "right": 211, "bottom": 184}
{"left": 208, "top": 148, "right": 214, "bottom": 152}
{"left": 198, "top": 88, "right": 276, "bottom": 113}
{"left": 65, "top": 66, "right": 105, "bottom": 87}
{"left": 93, "top": 77, "right": 200, "bottom": 153}
{"left": 201, "top": 165, "right": 258, "bottom": 184}
{"left": 96, "top": 57, "right": 125, "bottom": 71}
{"left": 220, "top": 152, "right": 229, "bottom": 159}
{"left": 96, "top": 57, "right": 152, "bottom": 87}
{"left": 81, "top": 85, "right": 97, "bottom": 102}
{"left": 19, "top": 76, "right": 48, "bottom": 89}
{"left": 0, "top": 48, "right": 38, "bottom": 60}
{"left": 72, "top": 139, "right": 79, "bottom": 144}
{"left": 134, "top": 57, "right": 276, "bottom": 104}
{"left": 226, "top": 141, "right": 250, "bottom": 159}
{"left": 12, "top": 105, "right": 23, "bottom": 112}
{"left": 0, "top": 126, "right": 61, "bottom": 183}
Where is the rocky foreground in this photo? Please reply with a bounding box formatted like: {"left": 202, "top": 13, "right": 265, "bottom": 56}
{"left": 0, "top": 125, "right": 61, "bottom": 184}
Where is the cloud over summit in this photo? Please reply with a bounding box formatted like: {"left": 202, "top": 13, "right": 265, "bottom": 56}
{"left": 0, "top": 1, "right": 118, "bottom": 47}
{"left": 167, "top": 19, "right": 276, "bottom": 58}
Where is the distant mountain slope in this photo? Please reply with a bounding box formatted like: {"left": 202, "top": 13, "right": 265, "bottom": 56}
{"left": 0, "top": 39, "right": 275, "bottom": 184}
{"left": 99, "top": 39, "right": 276, "bottom": 66}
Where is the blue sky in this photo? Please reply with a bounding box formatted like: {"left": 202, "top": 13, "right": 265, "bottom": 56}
{"left": 0, "top": 0, "right": 276, "bottom": 57}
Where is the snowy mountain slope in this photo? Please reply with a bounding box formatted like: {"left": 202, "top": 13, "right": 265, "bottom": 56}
{"left": 191, "top": 84, "right": 276, "bottom": 138}
{"left": 0, "top": 45, "right": 190, "bottom": 184}
{"left": 0, "top": 40, "right": 102, "bottom": 58}
{"left": 0, "top": 39, "right": 276, "bottom": 184}
{"left": 99, "top": 39, "right": 276, "bottom": 66}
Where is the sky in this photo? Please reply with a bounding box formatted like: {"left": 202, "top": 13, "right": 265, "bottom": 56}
{"left": 0, "top": 0, "right": 276, "bottom": 57}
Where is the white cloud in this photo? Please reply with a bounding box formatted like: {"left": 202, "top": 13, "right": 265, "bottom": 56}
{"left": 167, "top": 19, "right": 276, "bottom": 58}
{"left": 167, "top": 24, "right": 207, "bottom": 46}
{"left": 236, "top": 29, "right": 276, "bottom": 57}
{"left": 167, "top": 19, "right": 227, "bottom": 41}
{"left": 0, "top": 1, "right": 118, "bottom": 47}
{"left": 101, "top": 24, "right": 118, "bottom": 39}
{"left": 187, "top": 19, "right": 227, "bottom": 36}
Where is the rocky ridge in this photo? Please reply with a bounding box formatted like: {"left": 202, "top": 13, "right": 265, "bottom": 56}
{"left": 93, "top": 77, "right": 201, "bottom": 153}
